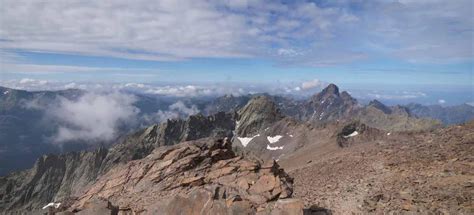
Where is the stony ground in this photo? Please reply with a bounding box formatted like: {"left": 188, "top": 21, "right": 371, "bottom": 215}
{"left": 285, "top": 122, "right": 474, "bottom": 214}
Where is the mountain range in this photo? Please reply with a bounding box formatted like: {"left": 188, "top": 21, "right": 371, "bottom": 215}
{"left": 1, "top": 84, "right": 473, "bottom": 176}
{"left": 0, "top": 84, "right": 473, "bottom": 214}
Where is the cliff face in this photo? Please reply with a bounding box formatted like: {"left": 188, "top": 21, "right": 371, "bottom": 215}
{"left": 0, "top": 112, "right": 236, "bottom": 214}
{"left": 0, "top": 148, "right": 107, "bottom": 213}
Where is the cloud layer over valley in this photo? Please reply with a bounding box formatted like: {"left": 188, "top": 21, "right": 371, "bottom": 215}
{"left": 26, "top": 92, "right": 140, "bottom": 144}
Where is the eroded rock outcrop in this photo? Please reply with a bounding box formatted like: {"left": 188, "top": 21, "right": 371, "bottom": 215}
{"left": 335, "top": 121, "right": 383, "bottom": 147}
{"left": 64, "top": 138, "right": 299, "bottom": 214}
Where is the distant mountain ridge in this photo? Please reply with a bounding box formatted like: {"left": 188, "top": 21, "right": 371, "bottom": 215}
{"left": 0, "top": 84, "right": 470, "bottom": 177}
{"left": 405, "top": 103, "right": 474, "bottom": 125}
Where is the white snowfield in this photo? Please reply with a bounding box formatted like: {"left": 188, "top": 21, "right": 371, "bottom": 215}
{"left": 238, "top": 134, "right": 260, "bottom": 147}
{"left": 267, "top": 135, "right": 283, "bottom": 143}
{"left": 267, "top": 144, "right": 284, "bottom": 150}
{"left": 42, "top": 202, "right": 61, "bottom": 210}
{"left": 343, "top": 131, "right": 359, "bottom": 138}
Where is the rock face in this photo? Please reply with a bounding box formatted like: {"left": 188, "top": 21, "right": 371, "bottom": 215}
{"left": 103, "top": 112, "right": 235, "bottom": 166}
{"left": 66, "top": 138, "right": 299, "bottom": 214}
{"left": 236, "top": 96, "right": 284, "bottom": 137}
{"left": 0, "top": 148, "right": 108, "bottom": 213}
{"left": 0, "top": 112, "right": 235, "bottom": 214}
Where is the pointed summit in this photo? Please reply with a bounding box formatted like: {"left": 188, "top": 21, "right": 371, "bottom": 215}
{"left": 306, "top": 84, "right": 358, "bottom": 122}
{"left": 322, "top": 83, "right": 340, "bottom": 96}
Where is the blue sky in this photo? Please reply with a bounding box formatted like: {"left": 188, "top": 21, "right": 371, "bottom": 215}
{"left": 0, "top": 0, "right": 473, "bottom": 104}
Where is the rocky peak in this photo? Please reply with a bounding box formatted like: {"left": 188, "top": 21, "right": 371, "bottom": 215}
{"left": 305, "top": 84, "right": 359, "bottom": 122}
{"left": 368, "top": 99, "right": 392, "bottom": 114}
{"left": 312, "top": 83, "right": 339, "bottom": 101}
{"left": 390, "top": 105, "right": 411, "bottom": 117}
{"left": 236, "top": 95, "right": 284, "bottom": 137}
{"left": 323, "top": 83, "right": 339, "bottom": 94}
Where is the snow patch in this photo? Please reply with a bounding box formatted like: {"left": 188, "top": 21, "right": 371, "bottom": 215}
{"left": 3, "top": 91, "right": 8, "bottom": 95}
{"left": 267, "top": 144, "right": 284, "bottom": 150}
{"left": 289, "top": 134, "right": 293, "bottom": 138}
{"left": 343, "top": 131, "right": 359, "bottom": 138}
{"left": 238, "top": 134, "right": 260, "bottom": 147}
{"left": 387, "top": 132, "right": 391, "bottom": 136}
{"left": 267, "top": 135, "right": 283, "bottom": 143}
{"left": 42, "top": 202, "right": 61, "bottom": 210}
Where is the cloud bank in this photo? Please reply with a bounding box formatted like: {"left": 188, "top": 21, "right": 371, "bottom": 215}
{"left": 143, "top": 101, "right": 200, "bottom": 124}
{"left": 1, "top": 0, "right": 471, "bottom": 66}
{"left": 27, "top": 92, "right": 140, "bottom": 144}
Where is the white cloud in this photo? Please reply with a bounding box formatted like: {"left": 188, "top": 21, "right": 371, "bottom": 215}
{"left": 26, "top": 92, "right": 140, "bottom": 144}
{"left": 365, "top": 91, "right": 427, "bottom": 100}
{"left": 5, "top": 78, "right": 50, "bottom": 89}
{"left": 143, "top": 101, "right": 199, "bottom": 123}
{"left": 0, "top": 62, "right": 158, "bottom": 74}
{"left": 277, "top": 48, "right": 301, "bottom": 57}
{"left": 301, "top": 79, "right": 323, "bottom": 90}
{"left": 1, "top": 78, "right": 334, "bottom": 97}
{"left": 2, "top": 0, "right": 467, "bottom": 66}
{"left": 438, "top": 99, "right": 446, "bottom": 104}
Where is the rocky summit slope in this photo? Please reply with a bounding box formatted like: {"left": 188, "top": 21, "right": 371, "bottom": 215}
{"left": 282, "top": 121, "right": 474, "bottom": 214}
{"left": 59, "top": 138, "right": 301, "bottom": 214}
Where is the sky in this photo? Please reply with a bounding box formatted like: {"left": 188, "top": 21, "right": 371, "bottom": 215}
{"left": 0, "top": 0, "right": 473, "bottom": 104}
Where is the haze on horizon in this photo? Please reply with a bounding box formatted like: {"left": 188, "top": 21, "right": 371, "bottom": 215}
{"left": 0, "top": 0, "right": 473, "bottom": 105}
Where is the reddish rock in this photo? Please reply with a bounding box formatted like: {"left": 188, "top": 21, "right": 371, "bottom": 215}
{"left": 63, "top": 138, "right": 298, "bottom": 214}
